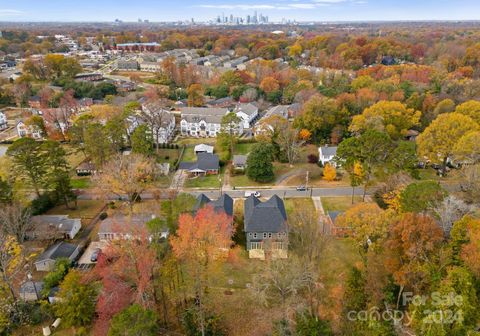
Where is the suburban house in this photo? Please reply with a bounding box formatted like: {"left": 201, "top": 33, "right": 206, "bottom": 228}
{"left": 74, "top": 72, "right": 103, "bottom": 82}
{"left": 16, "top": 121, "right": 43, "bottom": 139}
{"left": 180, "top": 107, "right": 243, "bottom": 137}
{"left": 318, "top": 146, "right": 338, "bottom": 166}
{"left": 139, "top": 61, "right": 162, "bottom": 72}
{"left": 194, "top": 194, "right": 234, "bottom": 217}
{"left": 28, "top": 96, "right": 41, "bottom": 108}
{"left": 98, "top": 214, "right": 169, "bottom": 241}
{"left": 34, "top": 242, "right": 80, "bottom": 272}
{"left": 194, "top": 144, "right": 214, "bottom": 154}
{"left": 234, "top": 103, "right": 259, "bottom": 129}
{"left": 254, "top": 105, "right": 290, "bottom": 137}
{"left": 179, "top": 153, "right": 220, "bottom": 176}
{"left": 0, "top": 111, "right": 7, "bottom": 130}
{"left": 232, "top": 155, "right": 248, "bottom": 170}
{"left": 244, "top": 195, "right": 288, "bottom": 260}
{"left": 27, "top": 215, "right": 81, "bottom": 240}
{"left": 206, "top": 97, "right": 235, "bottom": 108}
{"left": 76, "top": 160, "right": 96, "bottom": 176}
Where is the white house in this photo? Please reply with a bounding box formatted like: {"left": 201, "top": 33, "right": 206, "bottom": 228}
{"left": 28, "top": 215, "right": 81, "bottom": 240}
{"left": 180, "top": 107, "right": 243, "bottom": 137}
{"left": 194, "top": 144, "right": 214, "bottom": 154}
{"left": 16, "top": 121, "right": 42, "bottom": 139}
{"left": 254, "top": 105, "right": 290, "bottom": 137}
{"left": 318, "top": 146, "right": 338, "bottom": 166}
{"left": 234, "top": 103, "right": 259, "bottom": 129}
{"left": 0, "top": 112, "right": 7, "bottom": 130}
{"left": 98, "top": 214, "right": 169, "bottom": 241}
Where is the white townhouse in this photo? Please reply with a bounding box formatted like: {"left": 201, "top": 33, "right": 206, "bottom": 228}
{"left": 233, "top": 103, "right": 259, "bottom": 129}
{"left": 254, "top": 105, "right": 290, "bottom": 137}
{"left": 127, "top": 103, "right": 176, "bottom": 144}
{"left": 180, "top": 107, "right": 243, "bottom": 137}
{"left": 0, "top": 111, "right": 7, "bottom": 130}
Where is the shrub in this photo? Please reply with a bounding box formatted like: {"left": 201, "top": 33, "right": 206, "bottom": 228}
{"left": 31, "top": 193, "right": 57, "bottom": 215}
{"left": 99, "top": 212, "right": 108, "bottom": 220}
{"left": 308, "top": 154, "right": 319, "bottom": 164}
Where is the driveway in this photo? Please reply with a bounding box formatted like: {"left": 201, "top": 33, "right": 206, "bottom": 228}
{"left": 78, "top": 241, "right": 107, "bottom": 265}
{"left": 170, "top": 170, "right": 187, "bottom": 189}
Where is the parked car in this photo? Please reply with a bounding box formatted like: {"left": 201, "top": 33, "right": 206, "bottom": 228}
{"left": 245, "top": 191, "right": 261, "bottom": 198}
{"left": 90, "top": 248, "right": 101, "bottom": 262}
{"left": 296, "top": 185, "right": 308, "bottom": 191}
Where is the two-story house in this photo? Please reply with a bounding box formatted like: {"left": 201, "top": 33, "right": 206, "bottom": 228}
{"left": 254, "top": 105, "right": 289, "bottom": 137}
{"left": 16, "top": 121, "right": 43, "bottom": 139}
{"left": 140, "top": 103, "right": 176, "bottom": 144}
{"left": 244, "top": 195, "right": 288, "bottom": 260}
{"left": 0, "top": 111, "right": 7, "bottom": 130}
{"left": 233, "top": 103, "right": 259, "bottom": 129}
{"left": 180, "top": 107, "right": 243, "bottom": 137}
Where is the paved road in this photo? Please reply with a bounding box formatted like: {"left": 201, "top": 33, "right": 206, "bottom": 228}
{"left": 77, "top": 186, "right": 369, "bottom": 201}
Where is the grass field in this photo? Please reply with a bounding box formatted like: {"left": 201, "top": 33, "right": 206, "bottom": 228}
{"left": 185, "top": 173, "right": 223, "bottom": 188}
{"left": 284, "top": 197, "right": 316, "bottom": 215}
{"left": 46, "top": 200, "right": 105, "bottom": 222}
{"left": 70, "top": 177, "right": 91, "bottom": 189}
{"left": 321, "top": 196, "right": 365, "bottom": 213}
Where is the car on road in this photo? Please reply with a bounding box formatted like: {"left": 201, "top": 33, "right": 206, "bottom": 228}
{"left": 245, "top": 191, "right": 261, "bottom": 198}
{"left": 90, "top": 248, "right": 102, "bottom": 262}
{"left": 296, "top": 185, "right": 308, "bottom": 191}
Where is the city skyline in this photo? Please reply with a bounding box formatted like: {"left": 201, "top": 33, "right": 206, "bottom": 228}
{"left": 2, "top": 0, "right": 480, "bottom": 23}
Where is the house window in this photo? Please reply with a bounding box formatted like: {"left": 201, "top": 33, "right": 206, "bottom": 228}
{"left": 263, "top": 233, "right": 267, "bottom": 239}
{"left": 248, "top": 232, "right": 252, "bottom": 237}
{"left": 253, "top": 233, "right": 257, "bottom": 239}
{"left": 250, "top": 242, "right": 263, "bottom": 250}
{"left": 268, "top": 233, "right": 273, "bottom": 238}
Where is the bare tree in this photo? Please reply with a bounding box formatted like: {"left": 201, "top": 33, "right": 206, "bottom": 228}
{"left": 460, "top": 164, "right": 480, "bottom": 203}
{"left": 432, "top": 195, "right": 473, "bottom": 235}
{"left": 277, "top": 125, "right": 305, "bottom": 166}
{"left": 140, "top": 102, "right": 171, "bottom": 152}
{"left": 93, "top": 153, "right": 155, "bottom": 213}
{"left": 0, "top": 203, "right": 32, "bottom": 243}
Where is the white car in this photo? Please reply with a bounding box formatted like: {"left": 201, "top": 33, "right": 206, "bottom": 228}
{"left": 245, "top": 191, "right": 261, "bottom": 198}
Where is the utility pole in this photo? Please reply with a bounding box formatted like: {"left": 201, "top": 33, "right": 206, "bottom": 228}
{"left": 305, "top": 171, "right": 309, "bottom": 191}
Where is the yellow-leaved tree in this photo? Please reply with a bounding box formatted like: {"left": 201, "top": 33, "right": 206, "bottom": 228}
{"left": 417, "top": 113, "right": 480, "bottom": 171}
{"left": 323, "top": 163, "right": 337, "bottom": 181}
{"left": 455, "top": 100, "right": 480, "bottom": 124}
{"left": 349, "top": 101, "right": 421, "bottom": 139}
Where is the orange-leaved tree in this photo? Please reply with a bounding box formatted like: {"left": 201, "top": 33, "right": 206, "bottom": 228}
{"left": 170, "top": 206, "right": 234, "bottom": 335}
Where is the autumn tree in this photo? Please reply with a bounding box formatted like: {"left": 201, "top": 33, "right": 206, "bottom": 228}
{"left": 55, "top": 270, "right": 97, "bottom": 328}
{"left": 131, "top": 124, "right": 153, "bottom": 156}
{"left": 276, "top": 123, "right": 305, "bottom": 166}
{"left": 170, "top": 206, "right": 234, "bottom": 336}
{"left": 417, "top": 113, "right": 480, "bottom": 172}
{"left": 219, "top": 112, "right": 241, "bottom": 159}
{"left": 294, "top": 95, "right": 341, "bottom": 140}
{"left": 140, "top": 104, "right": 171, "bottom": 152}
{"left": 455, "top": 100, "right": 480, "bottom": 124}
{"left": 187, "top": 83, "right": 204, "bottom": 107}
{"left": 260, "top": 76, "right": 280, "bottom": 94}
{"left": 453, "top": 131, "right": 480, "bottom": 164}
{"left": 84, "top": 122, "right": 112, "bottom": 167}
{"left": 384, "top": 213, "right": 444, "bottom": 305}
{"left": 399, "top": 180, "right": 446, "bottom": 213}
{"left": 349, "top": 101, "right": 421, "bottom": 140}
{"left": 323, "top": 163, "right": 337, "bottom": 181}
{"left": 93, "top": 154, "right": 155, "bottom": 212}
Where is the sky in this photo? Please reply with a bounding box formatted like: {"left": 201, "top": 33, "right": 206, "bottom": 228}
{"left": 1, "top": 0, "right": 480, "bottom": 22}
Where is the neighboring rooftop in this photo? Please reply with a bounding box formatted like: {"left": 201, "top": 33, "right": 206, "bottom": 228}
{"left": 194, "top": 194, "right": 234, "bottom": 217}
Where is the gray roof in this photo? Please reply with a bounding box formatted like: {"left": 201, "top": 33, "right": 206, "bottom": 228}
{"left": 194, "top": 194, "right": 234, "bottom": 217}
{"left": 263, "top": 105, "right": 289, "bottom": 119}
{"left": 20, "top": 281, "right": 44, "bottom": 295}
{"left": 235, "top": 103, "right": 258, "bottom": 116}
{"left": 328, "top": 211, "right": 343, "bottom": 224}
{"left": 35, "top": 242, "right": 78, "bottom": 264}
{"left": 181, "top": 107, "right": 229, "bottom": 124}
{"left": 179, "top": 153, "right": 219, "bottom": 172}
{"left": 233, "top": 155, "right": 247, "bottom": 166}
{"left": 31, "top": 215, "right": 80, "bottom": 234}
{"left": 244, "top": 195, "right": 287, "bottom": 233}
{"left": 319, "top": 146, "right": 338, "bottom": 157}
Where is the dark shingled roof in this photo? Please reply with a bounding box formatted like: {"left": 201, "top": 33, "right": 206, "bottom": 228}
{"left": 35, "top": 242, "right": 77, "bottom": 263}
{"left": 244, "top": 195, "right": 287, "bottom": 233}
{"left": 194, "top": 194, "right": 234, "bottom": 217}
{"left": 179, "top": 153, "right": 219, "bottom": 172}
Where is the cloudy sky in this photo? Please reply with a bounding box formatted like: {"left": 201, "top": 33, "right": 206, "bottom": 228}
{"left": 1, "top": 0, "right": 480, "bottom": 22}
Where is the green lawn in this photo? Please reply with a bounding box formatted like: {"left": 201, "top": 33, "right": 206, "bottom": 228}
{"left": 284, "top": 198, "right": 316, "bottom": 215}
{"left": 154, "top": 148, "right": 180, "bottom": 165}
{"left": 181, "top": 146, "right": 197, "bottom": 162}
{"left": 185, "top": 174, "right": 223, "bottom": 188}
{"left": 234, "top": 142, "right": 256, "bottom": 155}
{"left": 321, "top": 196, "right": 364, "bottom": 213}
{"left": 70, "top": 177, "right": 90, "bottom": 189}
